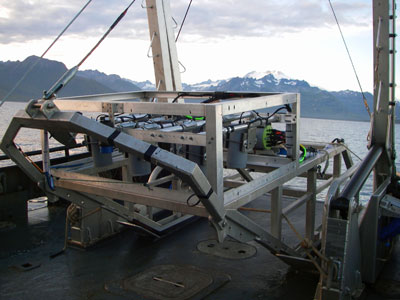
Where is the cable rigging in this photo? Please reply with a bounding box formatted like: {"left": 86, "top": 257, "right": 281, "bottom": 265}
{"left": 43, "top": 0, "right": 137, "bottom": 100}
{"left": 175, "top": 0, "right": 193, "bottom": 42}
{"left": 0, "top": 0, "right": 93, "bottom": 107}
{"left": 327, "top": 0, "right": 371, "bottom": 118}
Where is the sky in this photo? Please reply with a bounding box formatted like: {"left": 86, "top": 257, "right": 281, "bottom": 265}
{"left": 0, "top": 0, "right": 398, "bottom": 95}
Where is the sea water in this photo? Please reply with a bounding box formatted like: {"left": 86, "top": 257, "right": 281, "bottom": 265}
{"left": 1, "top": 101, "right": 399, "bottom": 202}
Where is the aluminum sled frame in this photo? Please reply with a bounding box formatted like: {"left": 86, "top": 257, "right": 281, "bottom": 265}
{"left": 1, "top": 91, "right": 352, "bottom": 261}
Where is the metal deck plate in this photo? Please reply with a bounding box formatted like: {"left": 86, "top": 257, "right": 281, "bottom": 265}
{"left": 197, "top": 239, "right": 257, "bottom": 259}
{"left": 373, "top": 279, "right": 400, "bottom": 298}
{"left": 105, "top": 264, "right": 230, "bottom": 300}
{"left": 0, "top": 221, "right": 16, "bottom": 232}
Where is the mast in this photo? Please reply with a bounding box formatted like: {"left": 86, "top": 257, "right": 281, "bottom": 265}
{"left": 371, "top": 0, "right": 397, "bottom": 187}
{"left": 145, "top": 0, "right": 183, "bottom": 101}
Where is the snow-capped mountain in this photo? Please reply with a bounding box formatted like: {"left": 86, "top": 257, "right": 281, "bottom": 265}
{"left": 244, "top": 70, "right": 290, "bottom": 81}
{"left": 130, "top": 80, "right": 155, "bottom": 90}
{"left": 1, "top": 56, "right": 394, "bottom": 122}
{"left": 183, "top": 71, "right": 310, "bottom": 93}
{"left": 86, "top": 69, "right": 378, "bottom": 121}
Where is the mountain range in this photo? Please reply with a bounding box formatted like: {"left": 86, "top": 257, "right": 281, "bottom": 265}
{"left": 0, "top": 56, "right": 395, "bottom": 122}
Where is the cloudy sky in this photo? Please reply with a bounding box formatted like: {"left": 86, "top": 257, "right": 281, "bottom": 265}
{"left": 0, "top": 0, "right": 398, "bottom": 94}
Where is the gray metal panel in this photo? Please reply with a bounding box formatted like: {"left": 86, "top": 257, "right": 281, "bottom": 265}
{"left": 360, "top": 178, "right": 391, "bottom": 283}
{"left": 305, "top": 168, "right": 317, "bottom": 240}
{"left": 270, "top": 186, "right": 283, "bottom": 240}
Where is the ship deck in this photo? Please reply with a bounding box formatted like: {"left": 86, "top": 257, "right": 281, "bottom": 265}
{"left": 0, "top": 197, "right": 399, "bottom": 300}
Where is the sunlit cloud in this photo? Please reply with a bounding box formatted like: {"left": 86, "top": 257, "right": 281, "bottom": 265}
{"left": 0, "top": 0, "right": 371, "bottom": 44}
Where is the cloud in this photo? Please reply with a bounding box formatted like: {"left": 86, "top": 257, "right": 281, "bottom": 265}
{"left": 0, "top": 0, "right": 371, "bottom": 44}
{"left": 173, "top": 0, "right": 371, "bottom": 40}
{"left": 0, "top": 0, "right": 145, "bottom": 43}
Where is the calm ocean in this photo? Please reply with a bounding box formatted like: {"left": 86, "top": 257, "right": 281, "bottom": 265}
{"left": 1, "top": 101, "right": 399, "bottom": 202}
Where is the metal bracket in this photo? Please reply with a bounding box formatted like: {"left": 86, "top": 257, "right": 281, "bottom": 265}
{"left": 380, "top": 194, "right": 400, "bottom": 217}
{"left": 147, "top": 32, "right": 156, "bottom": 58}
{"left": 284, "top": 113, "right": 297, "bottom": 124}
{"left": 241, "top": 127, "right": 257, "bottom": 153}
{"left": 41, "top": 100, "right": 60, "bottom": 119}
{"left": 25, "top": 99, "right": 60, "bottom": 119}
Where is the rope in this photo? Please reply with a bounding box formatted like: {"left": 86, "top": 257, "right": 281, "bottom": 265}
{"left": 175, "top": 0, "right": 193, "bottom": 42}
{"left": 336, "top": 143, "right": 362, "bottom": 161}
{"left": 281, "top": 213, "right": 329, "bottom": 278}
{"left": 50, "top": 204, "right": 101, "bottom": 258}
{"left": 238, "top": 207, "right": 272, "bottom": 213}
{"left": 327, "top": 0, "right": 371, "bottom": 118}
{"left": 16, "top": 143, "right": 43, "bottom": 173}
{"left": 329, "top": 139, "right": 362, "bottom": 161}
{"left": 0, "top": 0, "right": 92, "bottom": 107}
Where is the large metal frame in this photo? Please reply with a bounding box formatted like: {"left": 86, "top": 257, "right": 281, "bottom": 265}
{"left": 1, "top": 91, "right": 352, "bottom": 256}
{"left": 0, "top": 1, "right": 397, "bottom": 299}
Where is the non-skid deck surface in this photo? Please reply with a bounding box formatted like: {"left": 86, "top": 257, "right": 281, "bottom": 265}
{"left": 0, "top": 197, "right": 399, "bottom": 300}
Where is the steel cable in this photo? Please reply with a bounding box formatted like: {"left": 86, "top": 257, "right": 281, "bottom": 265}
{"left": 327, "top": 0, "right": 371, "bottom": 118}
{"left": 44, "top": 0, "right": 137, "bottom": 99}
{"left": 175, "top": 0, "right": 193, "bottom": 42}
{"left": 0, "top": 0, "right": 93, "bottom": 107}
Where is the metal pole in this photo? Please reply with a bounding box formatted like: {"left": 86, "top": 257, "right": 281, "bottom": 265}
{"left": 390, "top": 0, "right": 397, "bottom": 176}
{"left": 331, "top": 145, "right": 383, "bottom": 213}
{"left": 41, "top": 130, "right": 51, "bottom": 189}
{"left": 372, "top": 0, "right": 392, "bottom": 187}
{"left": 146, "top": 0, "right": 182, "bottom": 99}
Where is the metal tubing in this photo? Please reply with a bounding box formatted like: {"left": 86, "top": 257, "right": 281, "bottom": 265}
{"left": 331, "top": 145, "right": 383, "bottom": 213}
{"left": 148, "top": 165, "right": 163, "bottom": 183}
{"left": 271, "top": 185, "right": 283, "bottom": 240}
{"left": 390, "top": 0, "right": 396, "bottom": 174}
{"left": 223, "top": 119, "right": 264, "bottom": 133}
{"left": 0, "top": 143, "right": 85, "bottom": 161}
{"left": 305, "top": 167, "right": 317, "bottom": 240}
{"left": 160, "top": 120, "right": 205, "bottom": 132}
{"left": 223, "top": 111, "right": 253, "bottom": 123}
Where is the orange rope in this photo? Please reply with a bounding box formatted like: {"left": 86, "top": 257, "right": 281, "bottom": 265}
{"left": 16, "top": 143, "right": 43, "bottom": 173}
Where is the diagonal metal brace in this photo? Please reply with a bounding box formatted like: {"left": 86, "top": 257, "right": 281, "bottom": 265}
{"left": 0, "top": 109, "right": 226, "bottom": 230}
